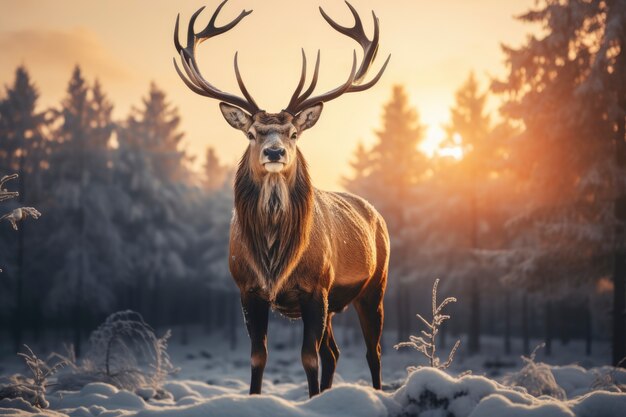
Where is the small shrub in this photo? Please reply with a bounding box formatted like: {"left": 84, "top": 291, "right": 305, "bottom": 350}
{"left": 590, "top": 357, "right": 626, "bottom": 393}
{"left": 0, "top": 345, "right": 66, "bottom": 408}
{"left": 502, "top": 343, "right": 566, "bottom": 399}
{"left": 394, "top": 278, "right": 460, "bottom": 370}
{"left": 56, "top": 310, "right": 177, "bottom": 393}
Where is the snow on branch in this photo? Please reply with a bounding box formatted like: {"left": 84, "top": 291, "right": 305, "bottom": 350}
{"left": 394, "top": 278, "right": 461, "bottom": 370}
{"left": 0, "top": 174, "right": 41, "bottom": 230}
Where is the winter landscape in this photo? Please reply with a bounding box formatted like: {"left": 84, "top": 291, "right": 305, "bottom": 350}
{"left": 2, "top": 0, "right": 626, "bottom": 416}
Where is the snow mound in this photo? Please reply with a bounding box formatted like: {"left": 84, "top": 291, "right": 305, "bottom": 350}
{"left": 393, "top": 367, "right": 626, "bottom": 417}
{"left": 136, "top": 384, "right": 386, "bottom": 417}
{"left": 1, "top": 367, "right": 625, "bottom": 416}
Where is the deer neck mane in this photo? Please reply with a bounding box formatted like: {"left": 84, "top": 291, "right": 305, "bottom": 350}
{"left": 234, "top": 148, "right": 314, "bottom": 298}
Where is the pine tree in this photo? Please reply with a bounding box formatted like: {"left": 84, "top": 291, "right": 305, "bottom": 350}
{"left": 123, "top": 83, "right": 190, "bottom": 183}
{"left": 114, "top": 83, "right": 192, "bottom": 328}
{"left": 345, "top": 85, "right": 428, "bottom": 342}
{"left": 443, "top": 72, "right": 492, "bottom": 354}
{"left": 0, "top": 66, "right": 48, "bottom": 351}
{"left": 341, "top": 141, "right": 371, "bottom": 195}
{"left": 493, "top": 0, "right": 626, "bottom": 364}
{"left": 203, "top": 147, "right": 228, "bottom": 191}
{"left": 44, "top": 67, "right": 122, "bottom": 356}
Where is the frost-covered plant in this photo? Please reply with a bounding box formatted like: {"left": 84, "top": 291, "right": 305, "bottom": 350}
{"left": 0, "top": 345, "right": 66, "bottom": 408}
{"left": 56, "top": 310, "right": 177, "bottom": 392}
{"left": 590, "top": 357, "right": 626, "bottom": 393}
{"left": 394, "top": 278, "right": 460, "bottom": 370}
{"left": 0, "top": 174, "right": 40, "bottom": 230}
{"left": 502, "top": 343, "right": 566, "bottom": 399}
{"left": 0, "top": 174, "right": 40, "bottom": 272}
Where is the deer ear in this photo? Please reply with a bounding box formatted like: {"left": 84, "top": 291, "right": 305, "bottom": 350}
{"left": 294, "top": 103, "right": 323, "bottom": 132}
{"left": 219, "top": 102, "right": 252, "bottom": 131}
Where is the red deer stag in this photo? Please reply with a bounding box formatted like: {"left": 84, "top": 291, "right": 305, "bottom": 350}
{"left": 174, "top": 0, "right": 390, "bottom": 397}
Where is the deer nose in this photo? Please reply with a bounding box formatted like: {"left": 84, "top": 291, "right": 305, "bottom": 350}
{"left": 263, "top": 147, "right": 285, "bottom": 162}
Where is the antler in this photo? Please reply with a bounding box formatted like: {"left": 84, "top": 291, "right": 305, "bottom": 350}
{"left": 285, "top": 1, "right": 391, "bottom": 115}
{"left": 173, "top": 0, "right": 260, "bottom": 115}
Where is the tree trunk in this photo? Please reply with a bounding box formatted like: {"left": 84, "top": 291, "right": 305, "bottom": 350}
{"left": 12, "top": 221, "right": 25, "bottom": 354}
{"left": 613, "top": 247, "right": 626, "bottom": 365}
{"left": 467, "top": 167, "right": 481, "bottom": 355}
{"left": 396, "top": 282, "right": 410, "bottom": 343}
{"left": 73, "top": 306, "right": 82, "bottom": 358}
{"left": 12, "top": 154, "right": 26, "bottom": 354}
{"left": 545, "top": 299, "right": 553, "bottom": 356}
{"left": 468, "top": 275, "right": 481, "bottom": 354}
{"left": 559, "top": 301, "right": 570, "bottom": 346}
{"left": 522, "top": 293, "right": 530, "bottom": 355}
{"left": 228, "top": 292, "right": 238, "bottom": 350}
{"left": 614, "top": 107, "right": 626, "bottom": 366}
{"left": 504, "top": 290, "right": 511, "bottom": 355}
{"left": 203, "top": 290, "right": 213, "bottom": 334}
{"left": 585, "top": 298, "right": 593, "bottom": 356}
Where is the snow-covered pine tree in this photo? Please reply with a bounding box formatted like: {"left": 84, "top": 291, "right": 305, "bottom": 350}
{"left": 43, "top": 67, "right": 124, "bottom": 356}
{"left": 202, "top": 147, "right": 229, "bottom": 191}
{"left": 0, "top": 66, "right": 48, "bottom": 351}
{"left": 443, "top": 72, "right": 491, "bottom": 354}
{"left": 344, "top": 85, "right": 429, "bottom": 343}
{"left": 493, "top": 0, "right": 626, "bottom": 364}
{"left": 114, "top": 83, "right": 193, "bottom": 329}
{"left": 123, "top": 83, "right": 191, "bottom": 184}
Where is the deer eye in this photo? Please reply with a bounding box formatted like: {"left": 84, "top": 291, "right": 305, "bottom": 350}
{"left": 247, "top": 132, "right": 255, "bottom": 140}
{"left": 291, "top": 132, "right": 298, "bottom": 140}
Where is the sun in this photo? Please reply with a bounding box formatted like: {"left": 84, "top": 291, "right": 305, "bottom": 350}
{"left": 419, "top": 126, "right": 464, "bottom": 160}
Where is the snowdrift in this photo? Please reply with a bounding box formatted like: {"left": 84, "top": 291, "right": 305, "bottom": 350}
{"left": 1, "top": 365, "right": 625, "bottom": 416}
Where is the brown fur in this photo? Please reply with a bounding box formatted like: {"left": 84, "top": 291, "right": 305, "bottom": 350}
{"left": 226, "top": 109, "right": 390, "bottom": 396}
{"left": 229, "top": 121, "right": 390, "bottom": 313}
{"left": 175, "top": 0, "right": 391, "bottom": 396}
{"left": 232, "top": 147, "right": 314, "bottom": 298}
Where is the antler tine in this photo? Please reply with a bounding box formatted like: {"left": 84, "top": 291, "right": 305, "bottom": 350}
{"left": 285, "top": 1, "right": 389, "bottom": 115}
{"left": 349, "top": 54, "right": 391, "bottom": 93}
{"left": 294, "top": 51, "right": 358, "bottom": 113}
{"left": 287, "top": 49, "right": 308, "bottom": 111}
{"left": 183, "top": 7, "right": 207, "bottom": 60}
{"left": 298, "top": 50, "right": 321, "bottom": 103}
{"left": 173, "top": 57, "right": 212, "bottom": 98}
{"left": 173, "top": 1, "right": 260, "bottom": 115}
{"left": 319, "top": 2, "right": 366, "bottom": 48}
{"left": 320, "top": 2, "right": 380, "bottom": 84}
{"left": 234, "top": 52, "right": 260, "bottom": 110}
{"left": 199, "top": 0, "right": 253, "bottom": 39}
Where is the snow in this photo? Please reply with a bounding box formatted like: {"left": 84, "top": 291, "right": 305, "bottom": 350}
{"left": 1, "top": 328, "right": 625, "bottom": 416}
{"left": 3, "top": 367, "right": 624, "bottom": 417}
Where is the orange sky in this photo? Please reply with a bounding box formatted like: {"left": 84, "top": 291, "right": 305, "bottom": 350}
{"left": 0, "top": 0, "right": 535, "bottom": 190}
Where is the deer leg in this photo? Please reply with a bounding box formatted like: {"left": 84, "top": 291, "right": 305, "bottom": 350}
{"left": 299, "top": 290, "right": 328, "bottom": 397}
{"left": 320, "top": 314, "right": 340, "bottom": 391}
{"left": 241, "top": 291, "right": 269, "bottom": 395}
{"left": 354, "top": 280, "right": 385, "bottom": 390}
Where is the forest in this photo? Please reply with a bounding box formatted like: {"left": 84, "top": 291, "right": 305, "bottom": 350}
{"left": 0, "top": 0, "right": 625, "bottom": 415}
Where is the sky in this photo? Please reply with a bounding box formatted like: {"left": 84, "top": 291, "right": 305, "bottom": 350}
{"left": 0, "top": 0, "right": 536, "bottom": 190}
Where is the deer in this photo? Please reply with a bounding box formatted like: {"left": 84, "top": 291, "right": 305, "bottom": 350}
{"left": 173, "top": 0, "right": 390, "bottom": 397}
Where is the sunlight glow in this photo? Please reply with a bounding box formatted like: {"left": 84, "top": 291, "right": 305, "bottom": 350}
{"left": 420, "top": 127, "right": 464, "bottom": 160}
{"left": 420, "top": 125, "right": 446, "bottom": 157}
{"left": 438, "top": 133, "right": 464, "bottom": 160}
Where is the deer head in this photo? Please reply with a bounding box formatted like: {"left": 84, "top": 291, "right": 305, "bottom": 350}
{"left": 173, "top": 0, "right": 390, "bottom": 177}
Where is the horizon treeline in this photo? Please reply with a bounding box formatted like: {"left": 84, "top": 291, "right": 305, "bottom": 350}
{"left": 0, "top": 65, "right": 235, "bottom": 356}
{"left": 342, "top": 0, "right": 626, "bottom": 367}
{"left": 0, "top": 0, "right": 625, "bottom": 367}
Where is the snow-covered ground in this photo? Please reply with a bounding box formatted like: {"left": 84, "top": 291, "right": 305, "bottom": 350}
{"left": 0, "top": 323, "right": 624, "bottom": 416}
